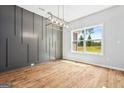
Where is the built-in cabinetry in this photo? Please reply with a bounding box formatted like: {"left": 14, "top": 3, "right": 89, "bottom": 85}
{"left": 0, "top": 5, "right": 62, "bottom": 72}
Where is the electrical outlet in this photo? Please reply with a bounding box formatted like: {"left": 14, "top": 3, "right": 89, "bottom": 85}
{"left": 31, "top": 63, "right": 35, "bottom": 67}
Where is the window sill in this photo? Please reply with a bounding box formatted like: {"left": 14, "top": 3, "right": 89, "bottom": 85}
{"left": 71, "top": 51, "right": 103, "bottom": 56}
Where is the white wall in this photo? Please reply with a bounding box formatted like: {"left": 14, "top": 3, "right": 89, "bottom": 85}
{"left": 63, "top": 6, "right": 124, "bottom": 71}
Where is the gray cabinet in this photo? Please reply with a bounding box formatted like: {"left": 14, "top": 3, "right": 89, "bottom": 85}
{"left": 8, "top": 37, "right": 27, "bottom": 70}
{"left": 0, "top": 38, "right": 7, "bottom": 71}
{"left": 56, "top": 30, "right": 62, "bottom": 59}
{"left": 0, "top": 5, "right": 62, "bottom": 72}
{"left": 0, "top": 6, "right": 14, "bottom": 38}
{"left": 0, "top": 6, "right": 15, "bottom": 71}
{"left": 23, "top": 9, "right": 37, "bottom": 64}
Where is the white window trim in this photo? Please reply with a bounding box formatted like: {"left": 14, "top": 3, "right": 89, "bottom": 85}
{"left": 71, "top": 24, "right": 104, "bottom": 56}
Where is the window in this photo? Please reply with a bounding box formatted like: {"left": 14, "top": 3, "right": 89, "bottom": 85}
{"left": 71, "top": 24, "right": 103, "bottom": 55}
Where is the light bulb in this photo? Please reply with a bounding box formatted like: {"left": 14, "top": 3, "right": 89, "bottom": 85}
{"left": 48, "top": 16, "right": 52, "bottom": 20}
{"left": 55, "top": 20, "right": 58, "bottom": 24}
{"left": 63, "top": 24, "right": 66, "bottom": 27}
{"left": 51, "top": 19, "right": 55, "bottom": 23}
{"left": 59, "top": 22, "right": 63, "bottom": 26}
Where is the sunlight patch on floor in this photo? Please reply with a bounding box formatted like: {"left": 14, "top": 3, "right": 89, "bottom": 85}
{"left": 60, "top": 60, "right": 90, "bottom": 67}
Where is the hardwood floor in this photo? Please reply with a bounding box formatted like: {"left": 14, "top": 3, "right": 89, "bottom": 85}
{"left": 0, "top": 60, "right": 124, "bottom": 88}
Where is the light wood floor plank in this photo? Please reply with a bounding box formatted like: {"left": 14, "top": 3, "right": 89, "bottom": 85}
{"left": 0, "top": 60, "right": 124, "bottom": 88}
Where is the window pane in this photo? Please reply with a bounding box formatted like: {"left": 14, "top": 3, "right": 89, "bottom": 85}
{"left": 72, "top": 41, "right": 77, "bottom": 51}
{"left": 77, "top": 30, "right": 85, "bottom": 41}
{"left": 77, "top": 41, "right": 84, "bottom": 52}
{"left": 86, "top": 40, "right": 101, "bottom": 53}
{"left": 86, "top": 25, "right": 103, "bottom": 40}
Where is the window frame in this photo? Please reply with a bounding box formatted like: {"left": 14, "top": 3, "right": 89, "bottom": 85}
{"left": 71, "top": 24, "right": 104, "bottom": 55}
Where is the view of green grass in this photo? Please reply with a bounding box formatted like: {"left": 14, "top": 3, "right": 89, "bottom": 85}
{"left": 86, "top": 46, "right": 101, "bottom": 53}
{"left": 77, "top": 46, "right": 101, "bottom": 53}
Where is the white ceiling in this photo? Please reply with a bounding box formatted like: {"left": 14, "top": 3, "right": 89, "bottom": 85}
{"left": 19, "top": 5, "right": 113, "bottom": 22}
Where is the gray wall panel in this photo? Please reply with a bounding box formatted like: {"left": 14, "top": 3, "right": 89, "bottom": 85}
{"left": 0, "top": 38, "right": 6, "bottom": 71}
{"left": 16, "top": 6, "right": 22, "bottom": 42}
{"left": 23, "top": 9, "right": 33, "bottom": 44}
{"left": 0, "top": 5, "right": 62, "bottom": 72}
{"left": 8, "top": 37, "right": 27, "bottom": 69}
{"left": 0, "top": 6, "right": 14, "bottom": 38}
{"left": 56, "top": 31, "right": 62, "bottom": 59}
{"left": 29, "top": 40, "right": 37, "bottom": 63}
{"left": 34, "top": 14, "right": 41, "bottom": 62}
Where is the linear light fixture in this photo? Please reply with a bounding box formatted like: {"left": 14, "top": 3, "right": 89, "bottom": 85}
{"left": 39, "top": 6, "right": 69, "bottom": 28}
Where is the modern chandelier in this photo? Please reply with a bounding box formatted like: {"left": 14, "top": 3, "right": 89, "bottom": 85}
{"left": 39, "top": 5, "right": 69, "bottom": 28}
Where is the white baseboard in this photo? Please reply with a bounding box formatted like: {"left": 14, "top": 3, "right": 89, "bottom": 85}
{"left": 63, "top": 58, "right": 124, "bottom": 72}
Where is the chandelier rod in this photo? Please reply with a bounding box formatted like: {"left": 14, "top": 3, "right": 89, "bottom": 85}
{"left": 39, "top": 7, "right": 66, "bottom": 22}
{"left": 58, "top": 5, "right": 59, "bottom": 18}
{"left": 62, "top": 5, "right": 64, "bottom": 21}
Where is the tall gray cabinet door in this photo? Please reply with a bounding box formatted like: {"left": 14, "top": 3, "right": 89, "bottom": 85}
{"left": 0, "top": 6, "right": 14, "bottom": 38}
{"left": 16, "top": 6, "right": 23, "bottom": 42}
{"left": 23, "top": 10, "right": 37, "bottom": 64}
{"left": 46, "top": 19, "right": 50, "bottom": 61}
{"left": 23, "top": 9, "right": 33, "bottom": 44}
{"left": 0, "top": 39, "right": 6, "bottom": 72}
{"left": 0, "top": 6, "right": 14, "bottom": 72}
{"left": 34, "top": 14, "right": 42, "bottom": 63}
{"left": 29, "top": 13, "right": 37, "bottom": 64}
{"left": 8, "top": 6, "right": 27, "bottom": 70}
{"left": 50, "top": 27, "right": 56, "bottom": 60}
{"left": 0, "top": 39, "right": 1, "bottom": 71}
{"left": 48, "top": 25, "right": 52, "bottom": 60}
{"left": 42, "top": 18, "right": 49, "bottom": 62}
{"left": 56, "top": 31, "right": 62, "bottom": 59}
{"left": 39, "top": 17, "right": 45, "bottom": 62}
{"left": 8, "top": 37, "right": 27, "bottom": 70}
{"left": 60, "top": 31, "right": 62, "bottom": 58}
